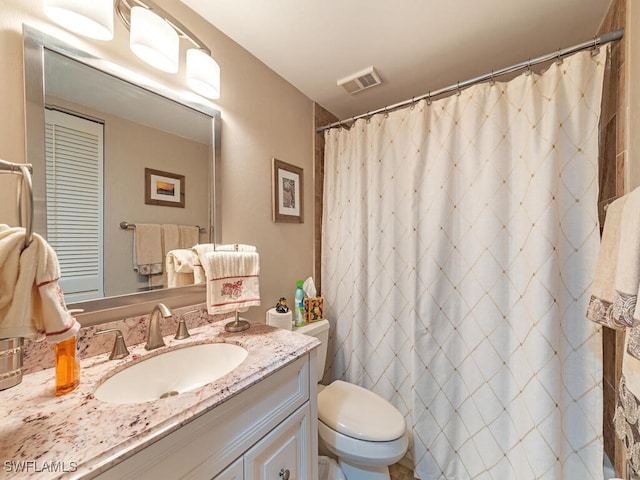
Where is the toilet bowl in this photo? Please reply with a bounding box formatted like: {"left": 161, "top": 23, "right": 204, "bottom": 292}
{"left": 295, "top": 320, "right": 409, "bottom": 480}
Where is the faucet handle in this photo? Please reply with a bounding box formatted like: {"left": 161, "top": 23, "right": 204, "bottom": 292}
{"left": 95, "top": 329, "right": 130, "bottom": 360}
{"left": 175, "top": 309, "right": 199, "bottom": 340}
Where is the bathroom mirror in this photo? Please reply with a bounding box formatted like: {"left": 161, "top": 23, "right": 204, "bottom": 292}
{"left": 23, "top": 25, "right": 221, "bottom": 325}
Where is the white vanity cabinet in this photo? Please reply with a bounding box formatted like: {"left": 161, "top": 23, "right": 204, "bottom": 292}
{"left": 96, "top": 352, "right": 318, "bottom": 480}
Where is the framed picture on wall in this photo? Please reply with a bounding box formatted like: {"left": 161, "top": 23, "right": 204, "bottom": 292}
{"left": 272, "top": 158, "right": 303, "bottom": 223}
{"left": 145, "top": 168, "right": 185, "bottom": 208}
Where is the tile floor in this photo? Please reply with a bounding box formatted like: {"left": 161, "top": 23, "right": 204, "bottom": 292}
{"left": 389, "top": 463, "right": 415, "bottom": 480}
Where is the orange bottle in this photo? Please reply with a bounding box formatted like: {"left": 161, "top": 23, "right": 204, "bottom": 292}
{"left": 55, "top": 336, "right": 80, "bottom": 395}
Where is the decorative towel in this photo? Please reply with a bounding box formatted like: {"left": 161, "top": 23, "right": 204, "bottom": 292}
{"left": 192, "top": 244, "right": 258, "bottom": 284}
{"left": 166, "top": 249, "right": 196, "bottom": 288}
{"left": 0, "top": 225, "right": 80, "bottom": 343}
{"left": 192, "top": 244, "right": 216, "bottom": 284}
{"left": 586, "top": 195, "right": 628, "bottom": 328}
{"left": 179, "top": 226, "right": 200, "bottom": 249}
{"left": 133, "top": 224, "right": 162, "bottom": 275}
{"left": 202, "top": 251, "right": 260, "bottom": 315}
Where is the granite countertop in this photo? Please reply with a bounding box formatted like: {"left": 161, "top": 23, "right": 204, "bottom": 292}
{"left": 0, "top": 321, "right": 319, "bottom": 479}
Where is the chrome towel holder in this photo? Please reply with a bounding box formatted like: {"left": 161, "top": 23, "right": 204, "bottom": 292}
{"left": 0, "top": 159, "right": 34, "bottom": 250}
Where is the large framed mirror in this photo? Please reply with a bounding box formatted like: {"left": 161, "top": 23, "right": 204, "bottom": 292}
{"left": 23, "top": 25, "right": 221, "bottom": 326}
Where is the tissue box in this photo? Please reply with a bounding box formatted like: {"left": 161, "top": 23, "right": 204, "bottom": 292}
{"left": 304, "top": 297, "right": 324, "bottom": 323}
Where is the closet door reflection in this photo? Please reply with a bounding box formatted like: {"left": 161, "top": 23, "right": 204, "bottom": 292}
{"left": 45, "top": 108, "right": 104, "bottom": 303}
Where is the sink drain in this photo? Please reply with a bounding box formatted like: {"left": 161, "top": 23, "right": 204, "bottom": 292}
{"left": 159, "top": 390, "right": 179, "bottom": 399}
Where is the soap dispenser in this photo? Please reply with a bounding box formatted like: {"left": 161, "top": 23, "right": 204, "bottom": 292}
{"left": 55, "top": 309, "right": 82, "bottom": 395}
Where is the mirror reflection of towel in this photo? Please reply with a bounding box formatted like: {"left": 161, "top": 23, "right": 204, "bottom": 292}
{"left": 133, "top": 224, "right": 163, "bottom": 275}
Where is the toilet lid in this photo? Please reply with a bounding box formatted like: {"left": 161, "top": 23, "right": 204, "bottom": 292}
{"left": 317, "top": 380, "right": 406, "bottom": 442}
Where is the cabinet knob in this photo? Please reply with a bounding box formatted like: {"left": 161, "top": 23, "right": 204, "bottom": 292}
{"left": 279, "top": 468, "right": 290, "bottom": 480}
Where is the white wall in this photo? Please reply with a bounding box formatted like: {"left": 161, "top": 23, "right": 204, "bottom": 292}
{"left": 0, "top": 1, "right": 314, "bottom": 322}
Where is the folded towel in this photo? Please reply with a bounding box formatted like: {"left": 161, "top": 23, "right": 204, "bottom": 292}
{"left": 202, "top": 251, "right": 260, "bottom": 315}
{"left": 162, "top": 224, "right": 180, "bottom": 253}
{"left": 586, "top": 195, "right": 628, "bottom": 328}
{"left": 0, "top": 225, "right": 80, "bottom": 343}
{"left": 133, "top": 224, "right": 163, "bottom": 275}
{"left": 166, "top": 249, "right": 196, "bottom": 288}
{"left": 179, "top": 225, "right": 200, "bottom": 249}
{"left": 192, "top": 244, "right": 216, "bottom": 284}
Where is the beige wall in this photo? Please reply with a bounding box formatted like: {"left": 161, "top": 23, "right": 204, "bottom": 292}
{"left": 627, "top": 0, "right": 640, "bottom": 191}
{"left": 0, "top": 1, "right": 314, "bottom": 322}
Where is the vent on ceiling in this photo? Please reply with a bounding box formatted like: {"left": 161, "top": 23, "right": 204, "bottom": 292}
{"left": 337, "top": 66, "right": 382, "bottom": 94}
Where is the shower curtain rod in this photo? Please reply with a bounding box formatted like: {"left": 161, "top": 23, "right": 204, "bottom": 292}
{"left": 317, "top": 28, "right": 624, "bottom": 132}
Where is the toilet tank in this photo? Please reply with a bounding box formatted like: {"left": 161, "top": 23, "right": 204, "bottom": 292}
{"left": 294, "top": 319, "right": 329, "bottom": 383}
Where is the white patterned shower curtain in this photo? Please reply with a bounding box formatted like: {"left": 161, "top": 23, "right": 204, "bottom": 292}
{"left": 322, "top": 49, "right": 606, "bottom": 479}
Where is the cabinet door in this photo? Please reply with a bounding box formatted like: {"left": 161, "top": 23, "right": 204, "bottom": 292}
{"left": 244, "top": 404, "right": 311, "bottom": 480}
{"left": 213, "top": 458, "right": 243, "bottom": 480}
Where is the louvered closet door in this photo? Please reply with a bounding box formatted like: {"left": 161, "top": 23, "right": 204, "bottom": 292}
{"left": 45, "top": 108, "right": 104, "bottom": 302}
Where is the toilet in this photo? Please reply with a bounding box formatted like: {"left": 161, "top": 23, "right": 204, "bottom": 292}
{"left": 295, "top": 320, "right": 409, "bottom": 480}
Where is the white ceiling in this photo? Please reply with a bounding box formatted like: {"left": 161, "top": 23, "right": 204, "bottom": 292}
{"left": 180, "top": 0, "right": 613, "bottom": 120}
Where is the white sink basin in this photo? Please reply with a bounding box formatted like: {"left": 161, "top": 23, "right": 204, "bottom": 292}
{"left": 94, "top": 343, "right": 248, "bottom": 404}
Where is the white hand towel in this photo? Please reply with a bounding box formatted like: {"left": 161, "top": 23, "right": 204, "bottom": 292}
{"left": 586, "top": 195, "right": 627, "bottom": 328}
{"left": 613, "top": 188, "right": 640, "bottom": 327}
{"left": 179, "top": 225, "right": 200, "bottom": 249}
{"left": 133, "top": 224, "right": 163, "bottom": 275}
{"left": 192, "top": 244, "right": 216, "bottom": 284}
{"left": 202, "top": 251, "right": 260, "bottom": 315}
{"left": 0, "top": 225, "right": 80, "bottom": 343}
{"left": 166, "top": 249, "right": 196, "bottom": 288}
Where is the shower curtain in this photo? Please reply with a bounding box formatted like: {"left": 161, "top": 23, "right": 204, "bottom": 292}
{"left": 322, "top": 49, "right": 606, "bottom": 479}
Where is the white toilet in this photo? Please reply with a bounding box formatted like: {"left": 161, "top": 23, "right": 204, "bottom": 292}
{"left": 295, "top": 320, "right": 409, "bottom": 480}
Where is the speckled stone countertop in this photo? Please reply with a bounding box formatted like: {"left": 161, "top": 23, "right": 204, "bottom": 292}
{"left": 0, "top": 320, "right": 318, "bottom": 479}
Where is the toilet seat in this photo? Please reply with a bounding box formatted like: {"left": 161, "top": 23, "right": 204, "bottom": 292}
{"left": 318, "top": 380, "right": 406, "bottom": 442}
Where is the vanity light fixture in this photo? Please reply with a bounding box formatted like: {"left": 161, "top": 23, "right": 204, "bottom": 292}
{"left": 44, "top": 0, "right": 114, "bottom": 41}
{"left": 129, "top": 6, "right": 179, "bottom": 73}
{"left": 116, "top": 0, "right": 221, "bottom": 99}
{"left": 186, "top": 48, "right": 220, "bottom": 99}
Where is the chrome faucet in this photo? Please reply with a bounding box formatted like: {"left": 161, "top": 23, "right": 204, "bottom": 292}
{"left": 145, "top": 303, "right": 172, "bottom": 350}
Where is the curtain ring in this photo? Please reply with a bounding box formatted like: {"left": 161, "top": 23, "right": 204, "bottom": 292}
{"left": 489, "top": 71, "right": 495, "bottom": 86}
{"left": 427, "top": 91, "right": 432, "bottom": 105}
{"left": 456, "top": 81, "right": 461, "bottom": 96}
{"left": 410, "top": 97, "right": 416, "bottom": 110}
{"left": 555, "top": 48, "right": 563, "bottom": 66}
{"left": 591, "top": 35, "right": 600, "bottom": 56}
{"left": 525, "top": 58, "right": 532, "bottom": 76}
{"left": 384, "top": 107, "right": 389, "bottom": 118}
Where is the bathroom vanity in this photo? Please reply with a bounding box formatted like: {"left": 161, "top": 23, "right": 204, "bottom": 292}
{"left": 0, "top": 321, "right": 320, "bottom": 479}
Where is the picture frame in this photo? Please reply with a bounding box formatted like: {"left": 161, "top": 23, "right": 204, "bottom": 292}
{"left": 272, "top": 158, "right": 304, "bottom": 223}
{"left": 144, "top": 168, "right": 185, "bottom": 208}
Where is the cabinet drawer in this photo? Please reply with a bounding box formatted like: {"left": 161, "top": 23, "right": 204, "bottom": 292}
{"left": 244, "top": 404, "right": 312, "bottom": 480}
{"left": 212, "top": 457, "right": 243, "bottom": 480}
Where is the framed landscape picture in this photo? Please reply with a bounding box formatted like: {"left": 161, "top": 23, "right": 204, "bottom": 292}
{"left": 145, "top": 168, "right": 185, "bottom": 208}
{"left": 272, "top": 158, "right": 303, "bottom": 223}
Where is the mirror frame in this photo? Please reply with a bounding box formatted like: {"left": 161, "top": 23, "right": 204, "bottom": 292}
{"left": 23, "top": 24, "right": 222, "bottom": 326}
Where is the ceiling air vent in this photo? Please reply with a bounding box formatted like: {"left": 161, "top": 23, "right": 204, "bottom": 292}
{"left": 337, "top": 66, "right": 382, "bottom": 95}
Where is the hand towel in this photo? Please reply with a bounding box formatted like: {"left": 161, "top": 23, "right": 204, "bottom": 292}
{"left": 0, "top": 224, "right": 80, "bottom": 343}
{"left": 192, "top": 244, "right": 216, "bottom": 284}
{"left": 133, "top": 224, "right": 163, "bottom": 275}
{"left": 149, "top": 224, "right": 180, "bottom": 288}
{"left": 612, "top": 188, "right": 640, "bottom": 327}
{"left": 202, "top": 251, "right": 260, "bottom": 315}
{"left": 179, "top": 225, "right": 200, "bottom": 249}
{"left": 166, "top": 249, "right": 196, "bottom": 288}
{"left": 586, "top": 195, "right": 627, "bottom": 328}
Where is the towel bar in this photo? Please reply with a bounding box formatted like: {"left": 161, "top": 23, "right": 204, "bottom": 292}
{"left": 120, "top": 221, "right": 206, "bottom": 233}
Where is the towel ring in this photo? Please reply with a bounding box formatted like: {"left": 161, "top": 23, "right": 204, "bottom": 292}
{"left": 17, "top": 165, "right": 34, "bottom": 250}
